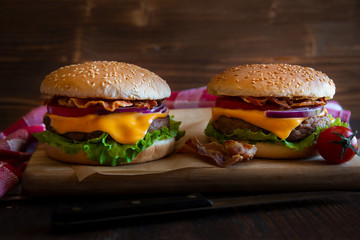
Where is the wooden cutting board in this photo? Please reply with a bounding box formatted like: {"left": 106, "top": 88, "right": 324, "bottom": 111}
{"left": 22, "top": 108, "right": 360, "bottom": 197}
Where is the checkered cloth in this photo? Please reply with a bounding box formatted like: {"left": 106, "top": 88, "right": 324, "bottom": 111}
{"left": 0, "top": 87, "right": 351, "bottom": 198}
{"left": 0, "top": 106, "right": 46, "bottom": 197}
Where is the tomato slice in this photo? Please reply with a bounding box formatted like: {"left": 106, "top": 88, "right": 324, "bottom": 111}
{"left": 215, "top": 97, "right": 279, "bottom": 111}
{"left": 47, "top": 104, "right": 102, "bottom": 117}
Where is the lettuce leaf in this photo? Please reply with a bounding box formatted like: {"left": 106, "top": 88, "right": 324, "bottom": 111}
{"left": 33, "top": 117, "right": 184, "bottom": 166}
{"left": 204, "top": 116, "right": 348, "bottom": 152}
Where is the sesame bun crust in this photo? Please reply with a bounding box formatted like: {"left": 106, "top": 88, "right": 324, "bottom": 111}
{"left": 207, "top": 64, "right": 335, "bottom": 99}
{"left": 43, "top": 138, "right": 175, "bottom": 166}
{"left": 40, "top": 61, "right": 171, "bottom": 100}
{"left": 236, "top": 141, "right": 318, "bottom": 159}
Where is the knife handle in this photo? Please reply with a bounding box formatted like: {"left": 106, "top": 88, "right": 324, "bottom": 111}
{"left": 52, "top": 193, "right": 212, "bottom": 232}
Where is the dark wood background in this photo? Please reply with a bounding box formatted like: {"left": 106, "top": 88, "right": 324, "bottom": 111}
{"left": 0, "top": 0, "right": 359, "bottom": 130}
{"left": 1, "top": 0, "right": 360, "bottom": 239}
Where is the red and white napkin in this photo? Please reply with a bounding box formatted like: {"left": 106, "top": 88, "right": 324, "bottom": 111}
{"left": 0, "top": 106, "right": 46, "bottom": 198}
{"left": 0, "top": 87, "right": 351, "bottom": 198}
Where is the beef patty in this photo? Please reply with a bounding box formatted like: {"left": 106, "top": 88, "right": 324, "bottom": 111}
{"left": 212, "top": 114, "right": 331, "bottom": 142}
{"left": 44, "top": 115, "right": 170, "bottom": 141}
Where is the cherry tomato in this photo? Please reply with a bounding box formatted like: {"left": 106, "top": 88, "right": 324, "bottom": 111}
{"left": 317, "top": 126, "right": 359, "bottom": 164}
{"left": 215, "top": 97, "right": 278, "bottom": 111}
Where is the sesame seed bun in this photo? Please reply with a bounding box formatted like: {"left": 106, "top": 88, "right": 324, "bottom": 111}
{"left": 43, "top": 138, "right": 176, "bottom": 166}
{"left": 207, "top": 63, "right": 335, "bottom": 99}
{"left": 40, "top": 61, "right": 171, "bottom": 100}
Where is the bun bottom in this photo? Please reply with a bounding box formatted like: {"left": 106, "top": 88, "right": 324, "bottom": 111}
{"left": 43, "top": 138, "right": 176, "bottom": 166}
{"left": 237, "top": 141, "right": 318, "bottom": 159}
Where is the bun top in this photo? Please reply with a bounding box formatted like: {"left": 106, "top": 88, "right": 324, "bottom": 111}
{"left": 207, "top": 64, "right": 335, "bottom": 99}
{"left": 40, "top": 61, "right": 171, "bottom": 100}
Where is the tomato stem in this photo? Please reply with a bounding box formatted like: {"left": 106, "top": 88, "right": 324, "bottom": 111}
{"left": 329, "top": 130, "right": 359, "bottom": 160}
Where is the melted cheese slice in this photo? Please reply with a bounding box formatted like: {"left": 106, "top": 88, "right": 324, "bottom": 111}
{"left": 47, "top": 111, "right": 168, "bottom": 144}
{"left": 211, "top": 107, "right": 308, "bottom": 140}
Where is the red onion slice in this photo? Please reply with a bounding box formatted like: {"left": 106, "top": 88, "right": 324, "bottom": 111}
{"left": 265, "top": 106, "right": 324, "bottom": 118}
{"left": 143, "top": 104, "right": 167, "bottom": 113}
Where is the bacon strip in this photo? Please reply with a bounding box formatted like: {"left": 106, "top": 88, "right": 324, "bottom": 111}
{"left": 55, "top": 97, "right": 160, "bottom": 112}
{"left": 178, "top": 137, "right": 257, "bottom": 167}
{"left": 241, "top": 96, "right": 268, "bottom": 106}
{"left": 224, "top": 140, "right": 258, "bottom": 164}
{"left": 289, "top": 98, "right": 327, "bottom": 108}
{"left": 270, "top": 98, "right": 291, "bottom": 109}
{"left": 58, "top": 98, "right": 133, "bottom": 111}
{"left": 241, "top": 96, "right": 326, "bottom": 109}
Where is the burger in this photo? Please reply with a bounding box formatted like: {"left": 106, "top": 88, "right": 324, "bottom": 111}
{"left": 34, "top": 61, "right": 184, "bottom": 166}
{"left": 205, "top": 63, "right": 345, "bottom": 159}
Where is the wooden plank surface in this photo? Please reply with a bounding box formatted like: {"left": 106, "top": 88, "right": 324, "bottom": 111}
{"left": 22, "top": 108, "right": 360, "bottom": 197}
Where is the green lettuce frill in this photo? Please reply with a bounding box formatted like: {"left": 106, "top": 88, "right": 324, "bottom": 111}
{"left": 33, "top": 117, "right": 185, "bottom": 166}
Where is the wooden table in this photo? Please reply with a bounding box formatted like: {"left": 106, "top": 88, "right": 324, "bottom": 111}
{"left": 1, "top": 0, "right": 360, "bottom": 239}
